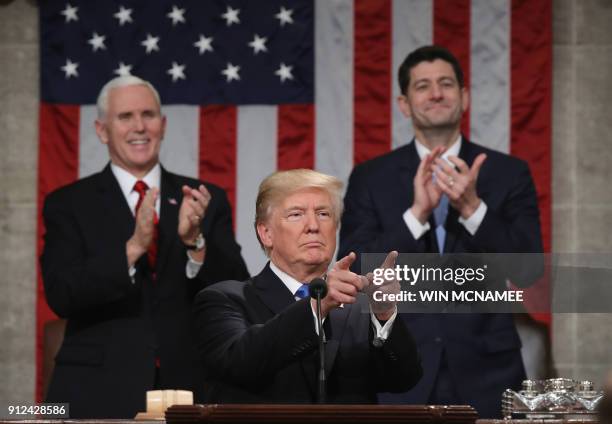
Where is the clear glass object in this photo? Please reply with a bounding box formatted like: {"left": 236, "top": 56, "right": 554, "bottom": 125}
{"left": 502, "top": 378, "right": 604, "bottom": 419}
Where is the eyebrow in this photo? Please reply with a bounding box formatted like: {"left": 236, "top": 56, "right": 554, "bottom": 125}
{"left": 413, "top": 75, "right": 456, "bottom": 85}
{"left": 283, "top": 204, "right": 331, "bottom": 212}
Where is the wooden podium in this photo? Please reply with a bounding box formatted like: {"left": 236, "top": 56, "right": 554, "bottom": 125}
{"left": 165, "top": 404, "right": 478, "bottom": 424}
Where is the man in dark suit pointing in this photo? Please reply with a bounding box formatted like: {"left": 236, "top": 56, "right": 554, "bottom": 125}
{"left": 41, "top": 76, "right": 249, "bottom": 418}
{"left": 339, "top": 46, "right": 543, "bottom": 417}
{"left": 193, "top": 169, "right": 422, "bottom": 403}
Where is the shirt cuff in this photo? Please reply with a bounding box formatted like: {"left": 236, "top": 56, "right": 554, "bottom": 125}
{"left": 370, "top": 306, "right": 398, "bottom": 341}
{"left": 185, "top": 252, "right": 204, "bottom": 279}
{"left": 458, "top": 201, "right": 488, "bottom": 235}
{"left": 403, "top": 208, "right": 431, "bottom": 240}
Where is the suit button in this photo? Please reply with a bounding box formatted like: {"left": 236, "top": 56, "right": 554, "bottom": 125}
{"left": 434, "top": 337, "right": 442, "bottom": 343}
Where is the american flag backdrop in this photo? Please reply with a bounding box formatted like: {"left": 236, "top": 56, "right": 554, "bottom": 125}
{"left": 37, "top": 0, "right": 551, "bottom": 400}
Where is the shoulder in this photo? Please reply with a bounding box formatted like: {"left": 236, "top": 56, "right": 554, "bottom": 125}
{"left": 466, "top": 141, "right": 529, "bottom": 172}
{"left": 205, "top": 279, "right": 249, "bottom": 294}
{"left": 349, "top": 144, "right": 413, "bottom": 183}
{"left": 466, "top": 141, "right": 533, "bottom": 192}
{"left": 163, "top": 170, "right": 230, "bottom": 202}
{"left": 165, "top": 171, "right": 227, "bottom": 195}
{"left": 196, "top": 279, "right": 251, "bottom": 304}
{"left": 43, "top": 171, "right": 103, "bottom": 208}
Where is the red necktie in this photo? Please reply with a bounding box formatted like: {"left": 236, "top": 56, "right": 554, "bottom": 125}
{"left": 133, "top": 180, "right": 158, "bottom": 272}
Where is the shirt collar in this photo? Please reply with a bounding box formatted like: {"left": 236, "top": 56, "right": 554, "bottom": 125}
{"left": 414, "top": 135, "right": 462, "bottom": 161}
{"left": 269, "top": 261, "right": 306, "bottom": 297}
{"left": 111, "top": 162, "right": 161, "bottom": 199}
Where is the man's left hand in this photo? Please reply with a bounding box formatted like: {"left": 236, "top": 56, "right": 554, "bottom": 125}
{"left": 432, "top": 153, "right": 487, "bottom": 219}
{"left": 178, "top": 184, "right": 211, "bottom": 245}
{"left": 364, "top": 251, "right": 400, "bottom": 321}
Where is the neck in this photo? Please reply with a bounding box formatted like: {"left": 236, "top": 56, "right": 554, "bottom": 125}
{"left": 415, "top": 127, "right": 460, "bottom": 150}
{"left": 113, "top": 161, "right": 158, "bottom": 180}
{"left": 271, "top": 258, "right": 327, "bottom": 283}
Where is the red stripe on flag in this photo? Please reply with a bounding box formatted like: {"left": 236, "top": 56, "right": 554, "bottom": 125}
{"left": 353, "top": 0, "right": 392, "bottom": 165}
{"left": 199, "top": 105, "right": 238, "bottom": 223}
{"left": 434, "top": 0, "right": 471, "bottom": 137}
{"left": 36, "top": 103, "right": 81, "bottom": 401}
{"left": 510, "top": 0, "right": 552, "bottom": 324}
{"left": 277, "top": 104, "right": 315, "bottom": 170}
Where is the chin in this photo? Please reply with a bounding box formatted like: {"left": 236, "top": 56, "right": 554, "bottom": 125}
{"left": 303, "top": 253, "right": 330, "bottom": 267}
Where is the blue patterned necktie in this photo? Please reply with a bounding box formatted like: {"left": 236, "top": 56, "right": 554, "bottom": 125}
{"left": 295, "top": 284, "right": 309, "bottom": 300}
{"left": 433, "top": 194, "right": 449, "bottom": 254}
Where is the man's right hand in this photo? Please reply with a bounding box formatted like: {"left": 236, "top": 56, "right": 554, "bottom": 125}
{"left": 126, "top": 187, "right": 159, "bottom": 267}
{"left": 411, "top": 146, "right": 445, "bottom": 224}
{"left": 313, "top": 252, "right": 367, "bottom": 318}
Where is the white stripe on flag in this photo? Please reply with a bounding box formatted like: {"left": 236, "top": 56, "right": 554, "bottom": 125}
{"left": 160, "top": 105, "right": 199, "bottom": 178}
{"left": 470, "top": 0, "right": 510, "bottom": 153}
{"left": 392, "top": 0, "right": 433, "bottom": 149}
{"left": 314, "top": 0, "right": 354, "bottom": 184}
{"left": 236, "top": 106, "right": 278, "bottom": 275}
{"left": 79, "top": 105, "right": 106, "bottom": 178}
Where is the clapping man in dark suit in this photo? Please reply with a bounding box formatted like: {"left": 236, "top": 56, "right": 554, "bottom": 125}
{"left": 339, "top": 46, "right": 543, "bottom": 417}
{"left": 41, "top": 76, "right": 249, "bottom": 418}
{"left": 193, "top": 169, "right": 422, "bottom": 403}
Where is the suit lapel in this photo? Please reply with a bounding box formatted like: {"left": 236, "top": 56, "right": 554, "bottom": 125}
{"left": 443, "top": 208, "right": 460, "bottom": 253}
{"left": 252, "top": 265, "right": 353, "bottom": 398}
{"left": 156, "top": 168, "right": 182, "bottom": 275}
{"left": 397, "top": 141, "right": 420, "bottom": 207}
{"left": 324, "top": 304, "right": 351, "bottom": 376}
{"left": 251, "top": 264, "right": 296, "bottom": 314}
{"left": 252, "top": 265, "right": 319, "bottom": 397}
{"left": 95, "top": 164, "right": 135, "bottom": 250}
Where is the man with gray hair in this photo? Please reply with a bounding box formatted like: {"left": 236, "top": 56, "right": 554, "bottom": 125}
{"left": 41, "top": 76, "right": 249, "bottom": 418}
{"left": 193, "top": 169, "right": 422, "bottom": 403}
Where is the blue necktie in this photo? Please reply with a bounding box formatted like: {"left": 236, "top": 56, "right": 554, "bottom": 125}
{"left": 434, "top": 194, "right": 449, "bottom": 254}
{"left": 295, "top": 284, "right": 309, "bottom": 300}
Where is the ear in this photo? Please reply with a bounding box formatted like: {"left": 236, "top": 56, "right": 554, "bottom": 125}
{"left": 461, "top": 87, "right": 470, "bottom": 113}
{"left": 95, "top": 119, "right": 109, "bottom": 145}
{"left": 256, "top": 221, "right": 273, "bottom": 250}
{"left": 397, "top": 94, "right": 412, "bottom": 119}
{"left": 160, "top": 114, "right": 167, "bottom": 140}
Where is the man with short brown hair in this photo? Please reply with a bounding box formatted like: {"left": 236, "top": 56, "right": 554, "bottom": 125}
{"left": 339, "top": 45, "right": 543, "bottom": 417}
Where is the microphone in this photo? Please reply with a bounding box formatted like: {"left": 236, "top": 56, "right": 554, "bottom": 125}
{"left": 308, "top": 277, "right": 328, "bottom": 299}
{"left": 309, "top": 277, "right": 328, "bottom": 404}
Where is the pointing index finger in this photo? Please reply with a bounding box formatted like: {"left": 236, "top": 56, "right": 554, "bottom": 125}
{"left": 335, "top": 252, "right": 357, "bottom": 271}
{"left": 380, "top": 250, "right": 398, "bottom": 270}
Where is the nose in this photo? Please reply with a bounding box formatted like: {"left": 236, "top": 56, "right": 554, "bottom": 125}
{"left": 430, "top": 83, "right": 443, "bottom": 100}
{"left": 132, "top": 115, "right": 145, "bottom": 132}
{"left": 304, "top": 210, "right": 320, "bottom": 233}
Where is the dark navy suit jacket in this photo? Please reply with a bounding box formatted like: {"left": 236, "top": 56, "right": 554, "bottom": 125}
{"left": 338, "top": 139, "right": 543, "bottom": 418}
{"left": 193, "top": 263, "right": 422, "bottom": 404}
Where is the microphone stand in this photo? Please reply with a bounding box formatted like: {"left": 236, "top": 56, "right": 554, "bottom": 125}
{"left": 309, "top": 277, "right": 328, "bottom": 404}
{"left": 315, "top": 292, "right": 326, "bottom": 404}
